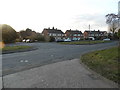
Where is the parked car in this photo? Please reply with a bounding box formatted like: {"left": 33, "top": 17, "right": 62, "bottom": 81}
{"left": 103, "top": 38, "right": 110, "bottom": 41}
{"left": 22, "top": 39, "right": 26, "bottom": 42}
{"left": 56, "top": 39, "right": 64, "bottom": 42}
{"left": 64, "top": 38, "right": 72, "bottom": 42}
{"left": 26, "top": 39, "right": 30, "bottom": 43}
{"left": 88, "top": 37, "right": 95, "bottom": 40}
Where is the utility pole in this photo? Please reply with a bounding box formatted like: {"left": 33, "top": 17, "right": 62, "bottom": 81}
{"left": 2, "top": 72, "right": 4, "bottom": 90}
{"left": 89, "top": 24, "right": 90, "bottom": 44}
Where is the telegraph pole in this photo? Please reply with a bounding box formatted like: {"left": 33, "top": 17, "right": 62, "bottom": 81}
{"left": 89, "top": 24, "right": 90, "bottom": 44}
{"left": 2, "top": 73, "right": 4, "bottom": 90}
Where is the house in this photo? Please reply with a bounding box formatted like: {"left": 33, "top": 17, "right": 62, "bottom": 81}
{"left": 84, "top": 30, "right": 107, "bottom": 40}
{"left": 42, "top": 27, "right": 65, "bottom": 41}
{"left": 65, "top": 29, "right": 83, "bottom": 41}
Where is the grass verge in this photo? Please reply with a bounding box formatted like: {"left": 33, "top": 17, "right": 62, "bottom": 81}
{"left": 59, "top": 40, "right": 111, "bottom": 45}
{"left": 2, "top": 45, "right": 32, "bottom": 51}
{"left": 81, "top": 46, "right": 120, "bottom": 84}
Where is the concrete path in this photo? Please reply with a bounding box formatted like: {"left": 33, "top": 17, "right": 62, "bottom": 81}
{"left": 3, "top": 59, "right": 118, "bottom": 88}
{"left": 0, "top": 77, "right": 2, "bottom": 89}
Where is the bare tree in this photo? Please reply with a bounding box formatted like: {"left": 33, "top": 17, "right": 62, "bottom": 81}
{"left": 105, "top": 13, "right": 118, "bottom": 34}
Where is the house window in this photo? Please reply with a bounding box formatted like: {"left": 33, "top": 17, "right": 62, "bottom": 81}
{"left": 49, "top": 33, "right": 52, "bottom": 36}
{"left": 91, "top": 34, "right": 94, "bottom": 36}
{"left": 78, "top": 34, "right": 80, "bottom": 36}
{"left": 73, "top": 37, "right": 78, "bottom": 41}
{"left": 78, "top": 38, "right": 80, "bottom": 40}
{"left": 58, "top": 34, "right": 61, "bottom": 36}
{"left": 95, "top": 34, "right": 98, "bottom": 36}
{"left": 53, "top": 34, "right": 56, "bottom": 36}
{"left": 73, "top": 34, "right": 77, "bottom": 36}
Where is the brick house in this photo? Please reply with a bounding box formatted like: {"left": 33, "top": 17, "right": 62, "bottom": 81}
{"left": 42, "top": 27, "right": 65, "bottom": 41}
{"left": 65, "top": 29, "right": 83, "bottom": 41}
{"left": 84, "top": 30, "right": 107, "bottom": 39}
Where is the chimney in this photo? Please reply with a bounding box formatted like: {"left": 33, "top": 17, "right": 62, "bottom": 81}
{"left": 52, "top": 27, "right": 54, "bottom": 30}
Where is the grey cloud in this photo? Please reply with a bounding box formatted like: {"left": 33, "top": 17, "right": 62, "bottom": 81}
{"left": 73, "top": 14, "right": 107, "bottom": 29}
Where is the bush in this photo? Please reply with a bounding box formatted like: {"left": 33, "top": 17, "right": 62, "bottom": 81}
{"left": 44, "top": 36, "right": 50, "bottom": 42}
{"left": 44, "top": 36, "right": 55, "bottom": 42}
{"left": 49, "top": 36, "right": 55, "bottom": 42}
{"left": 36, "top": 35, "right": 45, "bottom": 42}
{"left": 1, "top": 24, "right": 17, "bottom": 43}
{"left": 15, "top": 38, "right": 22, "bottom": 42}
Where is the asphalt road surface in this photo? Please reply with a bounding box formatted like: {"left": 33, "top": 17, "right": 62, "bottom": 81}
{"left": 2, "top": 41, "right": 118, "bottom": 76}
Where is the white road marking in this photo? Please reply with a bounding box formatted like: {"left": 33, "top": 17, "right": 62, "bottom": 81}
{"left": 25, "top": 60, "right": 28, "bottom": 62}
{"left": 20, "top": 60, "right": 28, "bottom": 62}
{"left": 20, "top": 60, "right": 23, "bottom": 62}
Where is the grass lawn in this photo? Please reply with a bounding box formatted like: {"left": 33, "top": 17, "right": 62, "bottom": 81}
{"left": 2, "top": 45, "right": 32, "bottom": 51}
{"left": 59, "top": 40, "right": 111, "bottom": 45}
{"left": 81, "top": 46, "right": 120, "bottom": 84}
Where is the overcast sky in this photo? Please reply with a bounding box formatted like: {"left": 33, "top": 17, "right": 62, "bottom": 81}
{"left": 0, "top": 0, "right": 119, "bottom": 33}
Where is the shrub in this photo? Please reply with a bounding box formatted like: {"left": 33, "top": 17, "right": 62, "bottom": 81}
{"left": 36, "top": 35, "right": 45, "bottom": 42}
{"left": 44, "top": 36, "right": 50, "bottom": 42}
{"left": 49, "top": 36, "right": 55, "bottom": 42}
{"left": 1, "top": 24, "right": 17, "bottom": 43}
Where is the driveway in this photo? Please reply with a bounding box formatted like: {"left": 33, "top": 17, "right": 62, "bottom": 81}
{"left": 2, "top": 41, "right": 118, "bottom": 76}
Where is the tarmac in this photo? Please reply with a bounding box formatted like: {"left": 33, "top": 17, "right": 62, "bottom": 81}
{"left": 3, "top": 59, "right": 119, "bottom": 88}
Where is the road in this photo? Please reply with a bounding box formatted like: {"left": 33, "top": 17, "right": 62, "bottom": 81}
{"left": 2, "top": 41, "right": 118, "bottom": 76}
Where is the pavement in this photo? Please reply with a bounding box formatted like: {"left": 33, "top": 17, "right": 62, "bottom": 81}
{"left": 3, "top": 59, "right": 118, "bottom": 88}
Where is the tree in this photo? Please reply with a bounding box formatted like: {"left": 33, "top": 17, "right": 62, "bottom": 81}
{"left": 19, "top": 28, "right": 38, "bottom": 42}
{"left": 105, "top": 13, "right": 118, "bottom": 34}
{"left": 19, "top": 30, "right": 27, "bottom": 39}
{"left": 36, "top": 33, "right": 45, "bottom": 42}
{"left": 118, "top": 29, "right": 120, "bottom": 38}
{"left": 118, "top": 29, "right": 120, "bottom": 46}
{"left": 49, "top": 36, "right": 55, "bottom": 42}
{"left": 0, "top": 24, "right": 17, "bottom": 43}
{"left": 26, "top": 28, "right": 32, "bottom": 36}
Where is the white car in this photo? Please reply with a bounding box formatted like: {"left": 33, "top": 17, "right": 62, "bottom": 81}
{"left": 103, "top": 38, "right": 110, "bottom": 41}
{"left": 26, "top": 39, "right": 30, "bottom": 42}
{"left": 64, "top": 38, "right": 71, "bottom": 42}
{"left": 89, "top": 37, "right": 95, "bottom": 40}
{"left": 22, "top": 39, "right": 26, "bottom": 42}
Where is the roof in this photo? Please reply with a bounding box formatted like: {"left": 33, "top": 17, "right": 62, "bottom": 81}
{"left": 43, "top": 28, "right": 64, "bottom": 34}
{"left": 66, "top": 30, "right": 82, "bottom": 34}
{"left": 85, "top": 30, "right": 107, "bottom": 34}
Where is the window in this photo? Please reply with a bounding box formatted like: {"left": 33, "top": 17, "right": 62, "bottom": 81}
{"left": 91, "top": 34, "right": 94, "bottom": 36}
{"left": 78, "top": 34, "right": 80, "bottom": 36}
{"left": 95, "top": 34, "right": 98, "bottom": 36}
{"left": 58, "top": 34, "right": 61, "bottom": 36}
{"left": 53, "top": 34, "right": 56, "bottom": 36}
{"left": 49, "top": 33, "right": 52, "bottom": 36}
{"left": 73, "top": 34, "right": 77, "bottom": 36}
{"left": 73, "top": 37, "right": 78, "bottom": 40}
